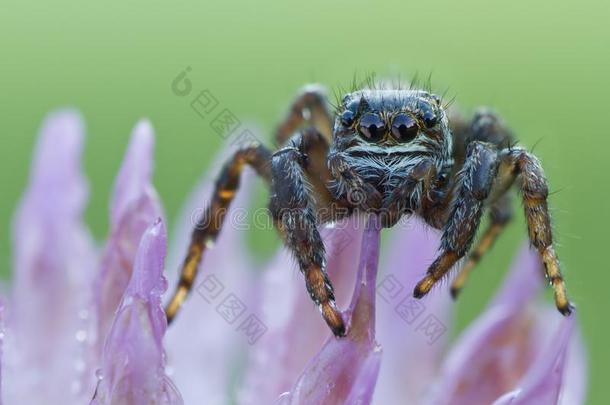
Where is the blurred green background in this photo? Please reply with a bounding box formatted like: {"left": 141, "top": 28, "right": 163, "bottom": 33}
{"left": 1, "top": 0, "right": 607, "bottom": 402}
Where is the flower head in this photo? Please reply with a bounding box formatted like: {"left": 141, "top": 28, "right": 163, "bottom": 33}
{"left": 1, "top": 111, "right": 587, "bottom": 404}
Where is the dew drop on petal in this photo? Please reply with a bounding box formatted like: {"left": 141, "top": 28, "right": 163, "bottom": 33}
{"left": 75, "top": 330, "right": 87, "bottom": 342}
{"left": 78, "top": 309, "right": 89, "bottom": 320}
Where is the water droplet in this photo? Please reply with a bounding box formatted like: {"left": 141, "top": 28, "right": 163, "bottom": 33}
{"left": 205, "top": 237, "right": 215, "bottom": 249}
{"left": 75, "top": 330, "right": 87, "bottom": 342}
{"left": 159, "top": 276, "right": 169, "bottom": 292}
{"left": 165, "top": 365, "right": 175, "bottom": 376}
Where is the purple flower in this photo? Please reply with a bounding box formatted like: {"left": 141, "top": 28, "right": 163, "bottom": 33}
{"left": 93, "top": 120, "right": 164, "bottom": 357}
{"left": 91, "top": 219, "right": 181, "bottom": 404}
{"left": 6, "top": 111, "right": 96, "bottom": 403}
{"left": 1, "top": 110, "right": 587, "bottom": 404}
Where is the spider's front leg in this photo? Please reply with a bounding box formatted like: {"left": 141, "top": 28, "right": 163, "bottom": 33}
{"left": 414, "top": 141, "right": 500, "bottom": 298}
{"left": 165, "top": 144, "right": 272, "bottom": 323}
{"left": 270, "top": 128, "right": 347, "bottom": 336}
{"left": 414, "top": 141, "right": 573, "bottom": 315}
{"left": 449, "top": 195, "right": 512, "bottom": 298}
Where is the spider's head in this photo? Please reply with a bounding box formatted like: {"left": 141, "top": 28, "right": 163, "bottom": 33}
{"left": 330, "top": 89, "right": 454, "bottom": 216}
{"left": 334, "top": 89, "right": 449, "bottom": 148}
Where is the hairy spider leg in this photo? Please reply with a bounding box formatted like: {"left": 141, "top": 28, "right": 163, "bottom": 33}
{"left": 414, "top": 141, "right": 500, "bottom": 297}
{"left": 270, "top": 128, "right": 348, "bottom": 336}
{"left": 275, "top": 85, "right": 334, "bottom": 146}
{"left": 165, "top": 144, "right": 272, "bottom": 324}
{"left": 449, "top": 109, "right": 515, "bottom": 297}
{"left": 413, "top": 142, "right": 572, "bottom": 316}
{"left": 507, "top": 147, "right": 572, "bottom": 315}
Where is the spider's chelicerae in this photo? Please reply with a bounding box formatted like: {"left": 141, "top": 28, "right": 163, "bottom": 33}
{"left": 165, "top": 84, "right": 573, "bottom": 337}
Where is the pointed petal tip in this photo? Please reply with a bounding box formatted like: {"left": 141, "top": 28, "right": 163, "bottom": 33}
{"left": 95, "top": 121, "right": 163, "bottom": 351}
{"left": 29, "top": 109, "right": 87, "bottom": 193}
{"left": 41, "top": 109, "right": 84, "bottom": 132}
{"left": 490, "top": 312, "right": 579, "bottom": 405}
{"left": 37, "top": 109, "right": 85, "bottom": 155}
{"left": 127, "top": 217, "right": 167, "bottom": 299}
{"left": 110, "top": 119, "right": 157, "bottom": 222}
{"left": 491, "top": 242, "right": 545, "bottom": 309}
{"left": 96, "top": 217, "right": 182, "bottom": 404}
{"left": 279, "top": 217, "right": 382, "bottom": 404}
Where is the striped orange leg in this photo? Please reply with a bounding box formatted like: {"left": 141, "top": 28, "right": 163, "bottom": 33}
{"left": 508, "top": 148, "right": 572, "bottom": 314}
{"left": 165, "top": 144, "right": 272, "bottom": 324}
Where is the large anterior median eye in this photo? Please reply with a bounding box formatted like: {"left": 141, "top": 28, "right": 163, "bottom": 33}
{"left": 358, "top": 113, "right": 386, "bottom": 140}
{"left": 391, "top": 113, "right": 419, "bottom": 142}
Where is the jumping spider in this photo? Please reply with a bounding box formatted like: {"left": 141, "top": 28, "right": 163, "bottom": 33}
{"left": 165, "top": 84, "right": 573, "bottom": 337}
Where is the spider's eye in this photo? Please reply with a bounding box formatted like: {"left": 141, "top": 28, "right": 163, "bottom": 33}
{"left": 422, "top": 110, "right": 438, "bottom": 128}
{"left": 340, "top": 110, "right": 355, "bottom": 127}
{"left": 391, "top": 113, "right": 418, "bottom": 142}
{"left": 358, "top": 113, "right": 386, "bottom": 140}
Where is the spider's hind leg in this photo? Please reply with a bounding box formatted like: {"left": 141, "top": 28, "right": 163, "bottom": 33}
{"left": 165, "top": 143, "right": 272, "bottom": 324}
{"left": 275, "top": 84, "right": 334, "bottom": 146}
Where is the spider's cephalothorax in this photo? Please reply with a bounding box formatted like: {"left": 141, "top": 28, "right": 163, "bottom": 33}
{"left": 165, "top": 84, "right": 573, "bottom": 337}
{"left": 327, "top": 89, "right": 454, "bottom": 228}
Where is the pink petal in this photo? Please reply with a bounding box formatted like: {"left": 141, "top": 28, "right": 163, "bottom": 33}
{"left": 239, "top": 216, "right": 363, "bottom": 404}
{"left": 278, "top": 215, "right": 382, "bottom": 405}
{"left": 164, "top": 141, "right": 259, "bottom": 404}
{"left": 559, "top": 325, "right": 587, "bottom": 405}
{"left": 110, "top": 120, "right": 157, "bottom": 224}
{"left": 490, "top": 242, "right": 545, "bottom": 309}
{"left": 426, "top": 243, "right": 585, "bottom": 405}
{"left": 7, "top": 110, "right": 96, "bottom": 403}
{"left": 92, "top": 219, "right": 182, "bottom": 405}
{"left": 374, "top": 218, "right": 451, "bottom": 403}
{"left": 491, "top": 314, "right": 577, "bottom": 405}
{"left": 93, "top": 120, "right": 164, "bottom": 355}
